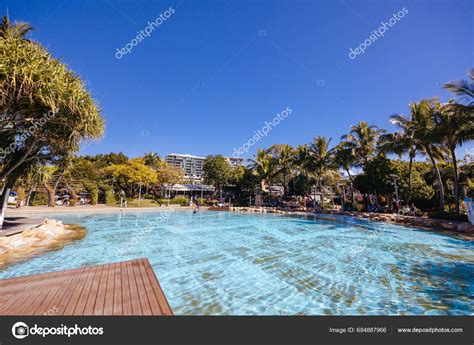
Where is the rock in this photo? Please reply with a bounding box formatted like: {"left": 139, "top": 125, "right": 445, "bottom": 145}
{"left": 456, "top": 223, "right": 474, "bottom": 233}
{"left": 21, "top": 229, "right": 35, "bottom": 237}
{"left": 0, "top": 245, "right": 8, "bottom": 254}
{"left": 8, "top": 236, "right": 32, "bottom": 248}
{"left": 439, "top": 222, "right": 458, "bottom": 231}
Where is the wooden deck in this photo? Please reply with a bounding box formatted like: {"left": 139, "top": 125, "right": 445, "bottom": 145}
{"left": 0, "top": 258, "right": 173, "bottom": 315}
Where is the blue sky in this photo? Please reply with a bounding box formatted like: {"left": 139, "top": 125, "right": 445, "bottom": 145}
{"left": 3, "top": 0, "right": 473, "bottom": 160}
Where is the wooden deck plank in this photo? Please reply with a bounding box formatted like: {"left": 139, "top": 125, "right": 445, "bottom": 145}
{"left": 83, "top": 264, "right": 104, "bottom": 315}
{"left": 55, "top": 267, "right": 87, "bottom": 315}
{"left": 102, "top": 262, "right": 116, "bottom": 315}
{"left": 137, "top": 259, "right": 162, "bottom": 315}
{"left": 112, "top": 262, "right": 123, "bottom": 315}
{"left": 0, "top": 259, "right": 172, "bottom": 316}
{"left": 132, "top": 260, "right": 152, "bottom": 315}
{"left": 120, "top": 261, "right": 132, "bottom": 315}
{"left": 93, "top": 263, "right": 110, "bottom": 315}
{"left": 143, "top": 259, "right": 173, "bottom": 315}
{"left": 63, "top": 266, "right": 93, "bottom": 315}
{"left": 127, "top": 260, "right": 142, "bottom": 315}
{"left": 74, "top": 264, "right": 99, "bottom": 315}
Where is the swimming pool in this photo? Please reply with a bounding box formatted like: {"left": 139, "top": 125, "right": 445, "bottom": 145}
{"left": 1, "top": 210, "right": 472, "bottom": 315}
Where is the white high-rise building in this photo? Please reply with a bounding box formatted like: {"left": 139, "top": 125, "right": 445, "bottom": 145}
{"left": 165, "top": 154, "right": 244, "bottom": 181}
{"left": 165, "top": 153, "right": 205, "bottom": 181}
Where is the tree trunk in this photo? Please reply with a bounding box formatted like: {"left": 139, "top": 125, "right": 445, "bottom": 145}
{"left": 450, "top": 147, "right": 460, "bottom": 215}
{"left": 426, "top": 146, "right": 445, "bottom": 212}
{"left": 319, "top": 178, "right": 324, "bottom": 209}
{"left": 26, "top": 184, "right": 35, "bottom": 207}
{"left": 0, "top": 176, "right": 16, "bottom": 228}
{"left": 346, "top": 169, "right": 355, "bottom": 208}
{"left": 16, "top": 186, "right": 26, "bottom": 208}
{"left": 67, "top": 185, "right": 77, "bottom": 206}
{"left": 44, "top": 183, "right": 56, "bottom": 207}
{"left": 407, "top": 155, "right": 414, "bottom": 203}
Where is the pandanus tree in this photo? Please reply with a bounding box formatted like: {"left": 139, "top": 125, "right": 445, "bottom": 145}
{"left": 0, "top": 18, "right": 105, "bottom": 226}
{"left": 0, "top": 16, "right": 33, "bottom": 40}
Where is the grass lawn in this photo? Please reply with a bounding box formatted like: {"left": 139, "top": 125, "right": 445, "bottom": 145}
{"left": 115, "top": 199, "right": 161, "bottom": 207}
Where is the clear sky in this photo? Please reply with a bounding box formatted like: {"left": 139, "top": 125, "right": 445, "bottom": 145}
{"left": 3, "top": 0, "right": 473, "bottom": 160}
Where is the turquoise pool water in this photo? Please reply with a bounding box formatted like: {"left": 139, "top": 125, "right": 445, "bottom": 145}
{"left": 1, "top": 210, "right": 472, "bottom": 315}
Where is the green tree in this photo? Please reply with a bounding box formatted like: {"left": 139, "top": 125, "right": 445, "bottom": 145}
{"left": 379, "top": 113, "right": 422, "bottom": 203}
{"left": 104, "top": 158, "right": 158, "bottom": 197}
{"left": 334, "top": 142, "right": 357, "bottom": 207}
{"left": 267, "top": 144, "right": 295, "bottom": 197}
{"left": 408, "top": 100, "right": 447, "bottom": 211}
{"left": 308, "top": 136, "right": 336, "bottom": 208}
{"left": 203, "top": 155, "right": 232, "bottom": 198}
{"left": 391, "top": 160, "right": 435, "bottom": 210}
{"left": 248, "top": 149, "right": 276, "bottom": 197}
{"left": 0, "top": 16, "right": 33, "bottom": 39}
{"left": 0, "top": 19, "right": 104, "bottom": 225}
{"left": 354, "top": 154, "right": 394, "bottom": 202}
{"left": 432, "top": 102, "right": 474, "bottom": 214}
{"left": 143, "top": 152, "right": 161, "bottom": 168}
{"left": 341, "top": 121, "right": 385, "bottom": 166}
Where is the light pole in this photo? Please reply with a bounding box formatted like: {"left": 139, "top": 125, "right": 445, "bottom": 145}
{"left": 390, "top": 174, "right": 399, "bottom": 202}
{"left": 138, "top": 182, "right": 143, "bottom": 206}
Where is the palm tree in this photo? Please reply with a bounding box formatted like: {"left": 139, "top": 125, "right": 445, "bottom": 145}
{"left": 0, "top": 15, "right": 33, "bottom": 39}
{"left": 143, "top": 152, "right": 161, "bottom": 168}
{"left": 267, "top": 144, "right": 295, "bottom": 197}
{"left": 379, "top": 114, "right": 421, "bottom": 203}
{"left": 334, "top": 142, "right": 357, "bottom": 207}
{"left": 432, "top": 102, "right": 474, "bottom": 214}
{"left": 443, "top": 69, "right": 474, "bottom": 106}
{"left": 248, "top": 149, "right": 276, "bottom": 198}
{"left": 340, "top": 121, "right": 385, "bottom": 166}
{"left": 294, "top": 144, "right": 312, "bottom": 206}
{"left": 409, "top": 100, "right": 447, "bottom": 212}
{"left": 308, "top": 136, "right": 335, "bottom": 208}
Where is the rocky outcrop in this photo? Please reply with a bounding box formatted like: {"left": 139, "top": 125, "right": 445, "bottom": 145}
{"left": 0, "top": 219, "right": 86, "bottom": 269}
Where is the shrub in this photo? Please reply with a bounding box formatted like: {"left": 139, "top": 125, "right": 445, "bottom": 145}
{"left": 30, "top": 191, "right": 49, "bottom": 206}
{"left": 69, "top": 197, "right": 77, "bottom": 206}
{"left": 90, "top": 186, "right": 99, "bottom": 205}
{"left": 171, "top": 196, "right": 189, "bottom": 206}
{"left": 105, "top": 188, "right": 115, "bottom": 205}
{"left": 196, "top": 197, "right": 206, "bottom": 206}
{"left": 156, "top": 198, "right": 170, "bottom": 205}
